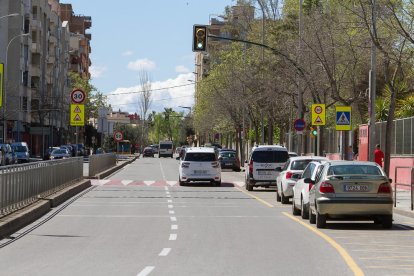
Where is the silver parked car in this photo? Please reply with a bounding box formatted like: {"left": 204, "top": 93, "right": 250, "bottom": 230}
{"left": 308, "top": 161, "right": 393, "bottom": 229}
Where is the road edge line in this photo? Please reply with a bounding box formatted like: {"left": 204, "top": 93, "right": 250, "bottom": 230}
{"left": 282, "top": 212, "right": 364, "bottom": 276}
{"left": 234, "top": 187, "right": 274, "bottom": 208}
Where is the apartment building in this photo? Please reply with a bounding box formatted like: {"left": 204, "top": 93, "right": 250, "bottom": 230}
{"left": 0, "top": 0, "right": 92, "bottom": 156}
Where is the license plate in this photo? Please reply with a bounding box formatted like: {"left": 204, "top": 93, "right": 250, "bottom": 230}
{"left": 194, "top": 170, "right": 207, "bottom": 175}
{"left": 225, "top": 163, "right": 232, "bottom": 166}
{"left": 258, "top": 171, "right": 272, "bottom": 175}
{"left": 344, "top": 184, "right": 369, "bottom": 192}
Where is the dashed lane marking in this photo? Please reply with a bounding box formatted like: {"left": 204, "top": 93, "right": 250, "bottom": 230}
{"left": 171, "top": 225, "right": 178, "bottom": 230}
{"left": 168, "top": 205, "right": 173, "bottom": 208}
{"left": 136, "top": 266, "right": 155, "bottom": 276}
{"left": 91, "top": 179, "right": 245, "bottom": 187}
{"left": 170, "top": 217, "right": 177, "bottom": 222}
{"left": 158, "top": 248, "right": 171, "bottom": 257}
{"left": 169, "top": 234, "right": 177, "bottom": 241}
{"left": 169, "top": 211, "right": 175, "bottom": 215}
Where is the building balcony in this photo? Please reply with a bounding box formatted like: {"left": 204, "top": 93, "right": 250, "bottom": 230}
{"left": 31, "top": 65, "right": 41, "bottom": 77}
{"left": 31, "top": 43, "right": 41, "bottom": 54}
{"left": 31, "top": 19, "right": 42, "bottom": 30}
{"left": 49, "top": 35, "right": 57, "bottom": 44}
{"left": 47, "top": 55, "right": 55, "bottom": 64}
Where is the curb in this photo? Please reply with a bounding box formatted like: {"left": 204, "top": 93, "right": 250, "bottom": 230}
{"left": 44, "top": 179, "right": 91, "bottom": 207}
{"left": 0, "top": 200, "right": 50, "bottom": 238}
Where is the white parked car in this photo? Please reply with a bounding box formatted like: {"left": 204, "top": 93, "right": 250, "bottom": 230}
{"left": 244, "top": 145, "right": 289, "bottom": 191}
{"left": 276, "top": 156, "right": 327, "bottom": 204}
{"left": 292, "top": 160, "right": 327, "bottom": 218}
{"left": 179, "top": 147, "right": 221, "bottom": 186}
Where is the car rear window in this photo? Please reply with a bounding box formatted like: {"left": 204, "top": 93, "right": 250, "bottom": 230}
{"left": 328, "top": 165, "right": 382, "bottom": 176}
{"left": 185, "top": 152, "right": 216, "bottom": 162}
{"left": 160, "top": 144, "right": 172, "bottom": 149}
{"left": 291, "top": 160, "right": 313, "bottom": 170}
{"left": 252, "top": 150, "right": 288, "bottom": 163}
{"left": 220, "top": 152, "right": 236, "bottom": 158}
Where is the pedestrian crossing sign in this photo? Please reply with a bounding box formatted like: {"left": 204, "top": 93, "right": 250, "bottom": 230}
{"left": 335, "top": 106, "right": 351, "bottom": 131}
{"left": 70, "top": 104, "right": 85, "bottom": 126}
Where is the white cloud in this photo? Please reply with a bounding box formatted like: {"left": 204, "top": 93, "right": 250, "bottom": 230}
{"left": 122, "top": 50, "right": 134, "bottom": 56}
{"left": 175, "top": 65, "right": 190, "bottom": 73}
{"left": 105, "top": 72, "right": 195, "bottom": 116}
{"left": 90, "top": 65, "right": 107, "bottom": 79}
{"left": 127, "top": 58, "right": 156, "bottom": 71}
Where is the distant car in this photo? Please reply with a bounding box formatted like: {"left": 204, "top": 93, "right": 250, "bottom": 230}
{"left": 50, "top": 148, "right": 71, "bottom": 160}
{"left": 143, "top": 147, "right": 154, "bottom": 157}
{"left": 151, "top": 144, "right": 159, "bottom": 154}
{"left": 44, "top": 147, "right": 59, "bottom": 160}
{"left": 159, "top": 140, "right": 174, "bottom": 158}
{"left": 292, "top": 160, "right": 327, "bottom": 218}
{"left": 0, "top": 144, "right": 14, "bottom": 165}
{"left": 308, "top": 161, "right": 393, "bottom": 229}
{"left": 96, "top": 148, "right": 106, "bottom": 154}
{"left": 179, "top": 147, "right": 221, "bottom": 186}
{"left": 175, "top": 147, "right": 181, "bottom": 154}
{"left": 179, "top": 146, "right": 189, "bottom": 159}
{"left": 11, "top": 142, "right": 30, "bottom": 163}
{"left": 244, "top": 145, "right": 289, "bottom": 191}
{"left": 288, "top": 152, "right": 298, "bottom": 157}
{"left": 276, "top": 156, "right": 328, "bottom": 204}
{"left": 218, "top": 150, "right": 240, "bottom": 171}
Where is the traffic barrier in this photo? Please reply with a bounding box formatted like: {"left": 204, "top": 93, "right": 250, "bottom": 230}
{"left": 0, "top": 157, "right": 83, "bottom": 217}
{"left": 88, "top": 153, "right": 116, "bottom": 177}
{"left": 394, "top": 166, "right": 414, "bottom": 211}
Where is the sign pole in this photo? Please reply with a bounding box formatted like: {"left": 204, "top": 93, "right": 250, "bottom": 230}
{"left": 75, "top": 126, "right": 78, "bottom": 156}
{"left": 317, "top": 126, "right": 320, "bottom": 156}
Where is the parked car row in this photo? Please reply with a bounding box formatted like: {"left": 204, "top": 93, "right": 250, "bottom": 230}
{"left": 0, "top": 142, "right": 30, "bottom": 166}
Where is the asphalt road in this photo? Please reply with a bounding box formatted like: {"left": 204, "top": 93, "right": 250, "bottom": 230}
{"left": 0, "top": 155, "right": 414, "bottom": 276}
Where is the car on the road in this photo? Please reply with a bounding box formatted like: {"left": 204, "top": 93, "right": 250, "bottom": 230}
{"left": 50, "top": 148, "right": 71, "bottom": 160}
{"left": 96, "top": 148, "right": 106, "bottom": 154}
{"left": 159, "top": 140, "right": 174, "bottom": 158}
{"left": 142, "top": 146, "right": 154, "bottom": 157}
{"left": 218, "top": 149, "right": 240, "bottom": 171}
{"left": 308, "top": 160, "right": 393, "bottom": 229}
{"left": 44, "top": 147, "right": 59, "bottom": 160}
{"left": 277, "top": 156, "right": 328, "bottom": 204}
{"left": 11, "top": 142, "right": 30, "bottom": 163}
{"left": 292, "top": 160, "right": 327, "bottom": 219}
{"left": 244, "top": 145, "right": 289, "bottom": 191}
{"left": 288, "top": 152, "right": 298, "bottom": 157}
{"left": 179, "top": 145, "right": 189, "bottom": 159}
{"left": 0, "top": 143, "right": 14, "bottom": 165}
{"left": 151, "top": 144, "right": 159, "bottom": 154}
{"left": 179, "top": 147, "right": 221, "bottom": 186}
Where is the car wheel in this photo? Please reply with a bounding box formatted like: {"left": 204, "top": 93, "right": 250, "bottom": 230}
{"left": 179, "top": 177, "right": 185, "bottom": 186}
{"left": 292, "top": 199, "right": 301, "bottom": 216}
{"left": 301, "top": 198, "right": 309, "bottom": 219}
{"left": 381, "top": 215, "right": 393, "bottom": 229}
{"left": 215, "top": 180, "right": 221, "bottom": 187}
{"left": 246, "top": 181, "right": 253, "bottom": 191}
{"left": 281, "top": 191, "right": 289, "bottom": 204}
{"left": 309, "top": 207, "right": 316, "bottom": 224}
{"left": 316, "top": 211, "right": 327, "bottom": 228}
{"left": 276, "top": 191, "right": 281, "bottom": 202}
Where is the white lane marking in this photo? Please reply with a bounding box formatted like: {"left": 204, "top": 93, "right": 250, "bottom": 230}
{"left": 166, "top": 181, "right": 177, "bottom": 186}
{"left": 97, "top": 180, "right": 111, "bottom": 185}
{"left": 168, "top": 205, "right": 173, "bottom": 208}
{"left": 234, "top": 181, "right": 245, "bottom": 187}
{"left": 171, "top": 225, "right": 178, "bottom": 230}
{"left": 159, "top": 161, "right": 166, "bottom": 180}
{"left": 164, "top": 187, "right": 169, "bottom": 191}
{"left": 167, "top": 200, "right": 172, "bottom": 203}
{"left": 170, "top": 217, "right": 177, "bottom": 222}
{"left": 169, "top": 211, "right": 175, "bottom": 215}
{"left": 136, "top": 266, "right": 155, "bottom": 276}
{"left": 122, "top": 180, "right": 133, "bottom": 186}
{"left": 158, "top": 248, "right": 171, "bottom": 257}
{"left": 169, "top": 234, "right": 177, "bottom": 241}
{"left": 166, "top": 191, "right": 170, "bottom": 195}
{"left": 144, "top": 181, "right": 155, "bottom": 186}
{"left": 166, "top": 195, "right": 171, "bottom": 198}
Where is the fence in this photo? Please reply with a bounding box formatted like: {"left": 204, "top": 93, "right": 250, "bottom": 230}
{"left": 394, "top": 166, "right": 414, "bottom": 211}
{"left": 0, "top": 157, "right": 83, "bottom": 217}
{"left": 375, "top": 117, "right": 414, "bottom": 155}
{"left": 89, "top": 153, "right": 117, "bottom": 177}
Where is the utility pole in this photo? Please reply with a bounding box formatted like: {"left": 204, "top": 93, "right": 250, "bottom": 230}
{"left": 368, "top": 0, "right": 377, "bottom": 162}
{"left": 258, "top": 0, "right": 265, "bottom": 145}
{"left": 298, "top": 0, "right": 304, "bottom": 155}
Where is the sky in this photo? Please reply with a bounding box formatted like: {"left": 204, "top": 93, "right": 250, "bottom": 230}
{"left": 65, "top": 0, "right": 237, "bottom": 116}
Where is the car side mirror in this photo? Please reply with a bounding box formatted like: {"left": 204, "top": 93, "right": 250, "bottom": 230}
{"left": 275, "top": 167, "right": 282, "bottom": 172}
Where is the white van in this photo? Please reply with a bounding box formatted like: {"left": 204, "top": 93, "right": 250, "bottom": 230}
{"left": 244, "top": 145, "right": 289, "bottom": 191}
{"left": 159, "top": 140, "right": 174, "bottom": 158}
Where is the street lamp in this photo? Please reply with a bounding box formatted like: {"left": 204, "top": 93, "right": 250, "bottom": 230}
{"left": 2, "top": 33, "right": 29, "bottom": 142}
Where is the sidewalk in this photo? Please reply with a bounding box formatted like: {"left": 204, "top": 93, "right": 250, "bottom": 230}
{"left": 394, "top": 189, "right": 414, "bottom": 218}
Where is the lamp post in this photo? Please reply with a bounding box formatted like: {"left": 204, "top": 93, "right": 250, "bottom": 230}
{"left": 3, "top": 33, "right": 29, "bottom": 142}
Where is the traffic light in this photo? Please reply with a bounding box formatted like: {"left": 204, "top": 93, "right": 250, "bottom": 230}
{"left": 193, "top": 25, "right": 207, "bottom": 52}
{"left": 310, "top": 126, "right": 317, "bottom": 138}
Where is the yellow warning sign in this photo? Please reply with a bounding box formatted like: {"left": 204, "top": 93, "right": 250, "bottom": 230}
{"left": 311, "top": 104, "right": 326, "bottom": 126}
{"left": 70, "top": 104, "right": 84, "bottom": 126}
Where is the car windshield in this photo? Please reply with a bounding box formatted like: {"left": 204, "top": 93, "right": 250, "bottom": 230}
{"left": 12, "top": 146, "right": 28, "bottom": 152}
{"left": 52, "top": 149, "right": 67, "bottom": 154}
{"left": 185, "top": 152, "right": 216, "bottom": 162}
{"left": 160, "top": 144, "right": 172, "bottom": 149}
{"left": 291, "top": 160, "right": 313, "bottom": 170}
{"left": 327, "top": 165, "right": 382, "bottom": 176}
{"left": 220, "top": 152, "right": 236, "bottom": 158}
{"left": 252, "top": 150, "right": 288, "bottom": 163}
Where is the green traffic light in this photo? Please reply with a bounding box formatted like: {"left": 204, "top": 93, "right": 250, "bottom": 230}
{"left": 197, "top": 42, "right": 203, "bottom": 49}
{"left": 312, "top": 130, "right": 317, "bottom": 136}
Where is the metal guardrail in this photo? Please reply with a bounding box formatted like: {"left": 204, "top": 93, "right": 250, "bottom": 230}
{"left": 0, "top": 157, "right": 83, "bottom": 217}
{"left": 394, "top": 166, "right": 414, "bottom": 211}
{"left": 88, "top": 153, "right": 117, "bottom": 177}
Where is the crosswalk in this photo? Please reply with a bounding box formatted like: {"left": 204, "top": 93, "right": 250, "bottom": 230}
{"left": 91, "top": 179, "right": 246, "bottom": 187}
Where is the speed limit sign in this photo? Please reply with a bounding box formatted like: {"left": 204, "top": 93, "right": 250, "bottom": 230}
{"left": 114, "top": 131, "right": 123, "bottom": 142}
{"left": 71, "top": 89, "right": 86, "bottom": 104}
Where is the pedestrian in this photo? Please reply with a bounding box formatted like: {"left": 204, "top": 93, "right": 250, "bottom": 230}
{"left": 374, "top": 144, "right": 384, "bottom": 167}
{"left": 347, "top": 145, "right": 354, "bottom": 160}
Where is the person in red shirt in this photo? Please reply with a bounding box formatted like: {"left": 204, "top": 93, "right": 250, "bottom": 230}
{"left": 374, "top": 144, "right": 384, "bottom": 167}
